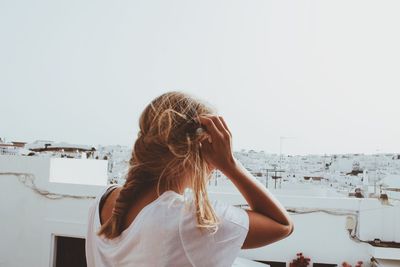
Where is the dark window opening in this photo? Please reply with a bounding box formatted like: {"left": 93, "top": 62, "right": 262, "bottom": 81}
{"left": 255, "top": 260, "right": 286, "bottom": 267}
{"left": 54, "top": 236, "right": 87, "bottom": 267}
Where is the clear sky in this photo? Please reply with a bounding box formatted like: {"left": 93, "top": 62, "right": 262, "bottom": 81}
{"left": 1, "top": 0, "right": 399, "bottom": 155}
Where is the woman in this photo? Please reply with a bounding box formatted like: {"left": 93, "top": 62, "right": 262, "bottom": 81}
{"left": 85, "top": 91, "right": 294, "bottom": 267}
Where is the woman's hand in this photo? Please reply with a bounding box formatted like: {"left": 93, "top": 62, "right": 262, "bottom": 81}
{"left": 198, "top": 116, "right": 294, "bottom": 249}
{"left": 197, "top": 115, "right": 237, "bottom": 175}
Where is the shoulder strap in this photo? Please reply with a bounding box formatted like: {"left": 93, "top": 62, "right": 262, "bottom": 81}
{"left": 99, "top": 184, "right": 120, "bottom": 214}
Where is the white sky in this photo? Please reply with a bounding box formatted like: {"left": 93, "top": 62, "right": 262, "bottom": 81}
{"left": 1, "top": 0, "right": 400, "bottom": 155}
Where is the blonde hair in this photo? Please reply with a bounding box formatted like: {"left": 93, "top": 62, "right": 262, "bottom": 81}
{"left": 97, "top": 91, "right": 220, "bottom": 239}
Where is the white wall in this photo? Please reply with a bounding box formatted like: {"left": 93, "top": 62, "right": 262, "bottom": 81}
{"left": 0, "top": 155, "right": 106, "bottom": 267}
{"left": 209, "top": 191, "right": 400, "bottom": 265}
{"left": 49, "top": 157, "right": 108, "bottom": 186}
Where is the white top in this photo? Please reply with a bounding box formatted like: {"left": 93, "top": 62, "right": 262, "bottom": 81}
{"left": 85, "top": 185, "right": 249, "bottom": 267}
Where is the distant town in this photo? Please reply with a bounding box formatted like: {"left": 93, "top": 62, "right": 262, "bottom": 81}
{"left": 1, "top": 137, "right": 399, "bottom": 202}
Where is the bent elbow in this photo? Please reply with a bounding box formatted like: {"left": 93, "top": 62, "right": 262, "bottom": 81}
{"left": 289, "top": 222, "right": 294, "bottom": 236}
{"left": 285, "top": 221, "right": 294, "bottom": 237}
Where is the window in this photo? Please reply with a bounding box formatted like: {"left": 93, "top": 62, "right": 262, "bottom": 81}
{"left": 53, "top": 236, "right": 86, "bottom": 267}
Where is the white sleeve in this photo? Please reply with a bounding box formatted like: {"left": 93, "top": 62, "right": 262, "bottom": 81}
{"left": 212, "top": 200, "right": 249, "bottom": 245}
{"left": 179, "top": 199, "right": 249, "bottom": 267}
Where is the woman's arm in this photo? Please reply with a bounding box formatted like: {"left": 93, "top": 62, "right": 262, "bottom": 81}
{"left": 198, "top": 115, "right": 294, "bottom": 249}
{"left": 223, "top": 158, "right": 294, "bottom": 248}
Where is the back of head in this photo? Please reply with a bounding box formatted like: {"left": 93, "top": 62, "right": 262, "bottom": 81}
{"left": 98, "top": 91, "right": 219, "bottom": 239}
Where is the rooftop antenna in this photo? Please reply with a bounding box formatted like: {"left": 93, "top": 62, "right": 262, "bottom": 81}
{"left": 266, "top": 164, "right": 285, "bottom": 189}
{"left": 374, "top": 148, "right": 380, "bottom": 195}
{"left": 279, "top": 136, "right": 296, "bottom": 169}
{"left": 279, "top": 136, "right": 296, "bottom": 188}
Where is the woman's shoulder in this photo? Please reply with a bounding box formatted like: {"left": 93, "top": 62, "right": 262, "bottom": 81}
{"left": 210, "top": 199, "right": 249, "bottom": 231}
{"left": 178, "top": 193, "right": 250, "bottom": 243}
{"left": 178, "top": 196, "right": 249, "bottom": 266}
{"left": 178, "top": 192, "right": 249, "bottom": 232}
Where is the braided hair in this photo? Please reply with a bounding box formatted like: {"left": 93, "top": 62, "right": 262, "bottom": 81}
{"left": 97, "top": 91, "right": 220, "bottom": 239}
